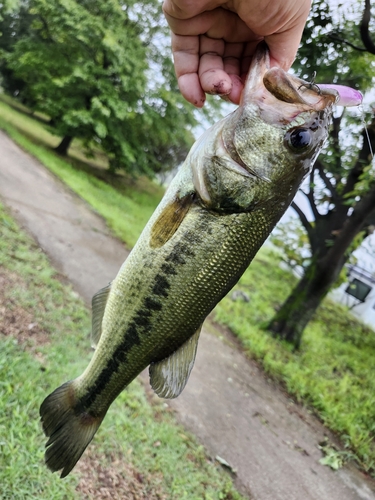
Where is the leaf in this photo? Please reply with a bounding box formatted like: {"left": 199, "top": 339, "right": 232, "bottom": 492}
{"left": 94, "top": 122, "right": 107, "bottom": 139}
{"left": 319, "top": 452, "right": 343, "bottom": 470}
{"left": 318, "top": 440, "right": 346, "bottom": 471}
{"left": 215, "top": 455, "right": 237, "bottom": 474}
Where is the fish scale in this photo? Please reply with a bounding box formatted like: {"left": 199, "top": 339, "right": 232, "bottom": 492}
{"left": 72, "top": 206, "right": 271, "bottom": 416}
{"left": 39, "top": 43, "right": 337, "bottom": 478}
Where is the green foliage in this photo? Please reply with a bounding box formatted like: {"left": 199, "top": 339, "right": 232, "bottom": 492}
{"left": 270, "top": 217, "right": 360, "bottom": 289}
{"left": 293, "top": 0, "right": 375, "bottom": 195}
{"left": 0, "top": 0, "right": 21, "bottom": 21}
{"left": 215, "top": 249, "right": 375, "bottom": 474}
{"left": 0, "top": 200, "right": 243, "bottom": 499}
{"left": 0, "top": 0, "right": 197, "bottom": 175}
{"left": 0, "top": 338, "right": 81, "bottom": 499}
{"left": 0, "top": 97, "right": 164, "bottom": 248}
{"left": 294, "top": 0, "right": 375, "bottom": 187}
{"left": 270, "top": 218, "right": 312, "bottom": 272}
{"left": 318, "top": 438, "right": 357, "bottom": 471}
{"left": 295, "top": 0, "right": 375, "bottom": 91}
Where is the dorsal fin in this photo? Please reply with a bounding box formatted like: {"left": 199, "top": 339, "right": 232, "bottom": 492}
{"left": 91, "top": 282, "right": 111, "bottom": 348}
{"left": 149, "top": 326, "right": 202, "bottom": 399}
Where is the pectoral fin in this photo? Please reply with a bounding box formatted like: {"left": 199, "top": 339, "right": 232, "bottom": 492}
{"left": 91, "top": 282, "right": 111, "bottom": 348}
{"left": 149, "top": 326, "right": 202, "bottom": 399}
{"left": 150, "top": 193, "right": 194, "bottom": 249}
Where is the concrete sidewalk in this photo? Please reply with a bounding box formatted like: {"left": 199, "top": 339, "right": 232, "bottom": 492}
{"left": 1, "top": 129, "right": 374, "bottom": 500}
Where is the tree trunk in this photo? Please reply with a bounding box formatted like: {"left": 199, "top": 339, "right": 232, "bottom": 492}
{"left": 55, "top": 135, "right": 73, "bottom": 156}
{"left": 270, "top": 170, "right": 375, "bottom": 349}
{"left": 268, "top": 257, "right": 343, "bottom": 349}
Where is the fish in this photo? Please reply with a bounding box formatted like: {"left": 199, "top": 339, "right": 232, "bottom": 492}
{"left": 39, "top": 43, "right": 338, "bottom": 478}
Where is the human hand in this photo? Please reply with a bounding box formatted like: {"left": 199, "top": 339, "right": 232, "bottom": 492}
{"left": 163, "top": 0, "right": 311, "bottom": 107}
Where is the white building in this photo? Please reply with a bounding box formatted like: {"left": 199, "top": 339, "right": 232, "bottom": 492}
{"left": 330, "top": 264, "right": 375, "bottom": 330}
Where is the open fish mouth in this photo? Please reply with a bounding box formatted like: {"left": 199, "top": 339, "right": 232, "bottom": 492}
{"left": 241, "top": 43, "right": 338, "bottom": 124}
{"left": 263, "top": 68, "right": 338, "bottom": 110}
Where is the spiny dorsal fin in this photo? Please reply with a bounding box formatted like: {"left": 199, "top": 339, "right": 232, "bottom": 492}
{"left": 91, "top": 282, "right": 111, "bottom": 348}
{"left": 149, "top": 326, "right": 202, "bottom": 399}
{"left": 149, "top": 193, "right": 194, "bottom": 249}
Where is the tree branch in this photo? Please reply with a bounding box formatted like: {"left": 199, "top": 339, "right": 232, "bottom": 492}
{"left": 323, "top": 182, "right": 375, "bottom": 267}
{"left": 315, "top": 158, "right": 338, "bottom": 202}
{"left": 306, "top": 167, "right": 320, "bottom": 220}
{"left": 328, "top": 113, "right": 343, "bottom": 175}
{"left": 361, "top": 0, "right": 375, "bottom": 54}
{"left": 343, "top": 117, "right": 375, "bottom": 197}
{"left": 362, "top": 207, "right": 375, "bottom": 236}
{"left": 291, "top": 201, "right": 314, "bottom": 244}
{"left": 328, "top": 31, "right": 367, "bottom": 52}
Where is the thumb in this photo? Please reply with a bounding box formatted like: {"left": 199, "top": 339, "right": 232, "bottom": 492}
{"left": 265, "top": 25, "right": 305, "bottom": 71}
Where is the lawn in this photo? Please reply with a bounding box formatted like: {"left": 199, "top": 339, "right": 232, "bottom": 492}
{"left": 0, "top": 201, "right": 242, "bottom": 499}
{"left": 0, "top": 93, "right": 374, "bottom": 475}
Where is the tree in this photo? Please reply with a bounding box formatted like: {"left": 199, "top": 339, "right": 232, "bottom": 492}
{"left": 0, "top": 0, "right": 196, "bottom": 175}
{"left": 0, "top": 0, "right": 21, "bottom": 21}
{"left": 267, "top": 0, "right": 375, "bottom": 348}
{"left": 0, "top": 2, "right": 34, "bottom": 101}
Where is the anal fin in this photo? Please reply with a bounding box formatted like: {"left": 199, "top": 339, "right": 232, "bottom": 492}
{"left": 91, "top": 282, "right": 111, "bottom": 348}
{"left": 149, "top": 326, "right": 202, "bottom": 399}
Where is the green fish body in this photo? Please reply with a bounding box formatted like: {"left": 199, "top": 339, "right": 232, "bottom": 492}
{"left": 40, "top": 45, "right": 337, "bottom": 477}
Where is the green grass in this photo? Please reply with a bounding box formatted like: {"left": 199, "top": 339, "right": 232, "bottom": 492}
{"left": 0, "top": 202, "right": 242, "bottom": 499}
{"left": 214, "top": 250, "right": 375, "bottom": 473}
{"left": 0, "top": 97, "right": 164, "bottom": 248}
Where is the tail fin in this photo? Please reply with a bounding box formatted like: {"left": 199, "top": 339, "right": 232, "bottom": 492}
{"left": 40, "top": 381, "right": 103, "bottom": 478}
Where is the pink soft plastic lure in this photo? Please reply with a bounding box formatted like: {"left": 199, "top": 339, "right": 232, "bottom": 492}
{"left": 318, "top": 84, "right": 363, "bottom": 107}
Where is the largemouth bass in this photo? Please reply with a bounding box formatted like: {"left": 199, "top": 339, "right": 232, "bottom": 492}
{"left": 40, "top": 44, "right": 337, "bottom": 477}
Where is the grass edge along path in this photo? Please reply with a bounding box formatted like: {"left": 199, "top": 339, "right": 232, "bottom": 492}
{"left": 0, "top": 200, "right": 243, "bottom": 500}
{"left": 214, "top": 251, "right": 375, "bottom": 476}
{"left": 0, "top": 97, "right": 164, "bottom": 249}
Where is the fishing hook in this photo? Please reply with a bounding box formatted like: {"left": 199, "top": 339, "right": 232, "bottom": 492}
{"left": 298, "top": 71, "right": 321, "bottom": 94}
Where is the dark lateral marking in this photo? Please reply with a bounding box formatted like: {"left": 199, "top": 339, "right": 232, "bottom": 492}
{"left": 160, "top": 263, "right": 177, "bottom": 275}
{"left": 150, "top": 193, "right": 194, "bottom": 248}
{"left": 80, "top": 219, "right": 207, "bottom": 410}
{"left": 132, "top": 311, "right": 150, "bottom": 328}
{"left": 144, "top": 297, "right": 162, "bottom": 311}
{"left": 152, "top": 274, "right": 170, "bottom": 297}
{"left": 165, "top": 240, "right": 196, "bottom": 266}
{"left": 78, "top": 296, "right": 163, "bottom": 410}
{"left": 166, "top": 249, "right": 186, "bottom": 265}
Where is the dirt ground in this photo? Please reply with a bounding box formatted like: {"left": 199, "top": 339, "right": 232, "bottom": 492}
{"left": 1, "top": 129, "right": 375, "bottom": 499}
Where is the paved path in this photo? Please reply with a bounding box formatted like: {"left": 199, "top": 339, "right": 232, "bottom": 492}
{"left": 1, "top": 129, "right": 374, "bottom": 499}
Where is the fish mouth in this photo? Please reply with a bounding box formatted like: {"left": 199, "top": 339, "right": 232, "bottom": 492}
{"left": 241, "top": 42, "right": 338, "bottom": 117}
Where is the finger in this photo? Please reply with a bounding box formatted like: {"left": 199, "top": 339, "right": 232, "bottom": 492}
{"left": 261, "top": 2, "right": 311, "bottom": 70}
{"left": 171, "top": 33, "right": 206, "bottom": 107}
{"left": 198, "top": 35, "right": 232, "bottom": 96}
{"left": 265, "top": 27, "right": 304, "bottom": 71}
{"left": 240, "top": 40, "right": 263, "bottom": 78}
{"left": 172, "top": 32, "right": 199, "bottom": 78}
{"left": 226, "top": 74, "right": 243, "bottom": 104}
{"left": 222, "top": 42, "right": 243, "bottom": 76}
{"left": 222, "top": 42, "right": 244, "bottom": 104}
{"left": 178, "top": 73, "right": 206, "bottom": 107}
{"left": 163, "top": 0, "right": 224, "bottom": 20}
{"left": 165, "top": 8, "right": 256, "bottom": 43}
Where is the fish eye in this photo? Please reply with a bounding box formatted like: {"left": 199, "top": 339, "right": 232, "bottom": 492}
{"left": 287, "top": 128, "right": 312, "bottom": 151}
